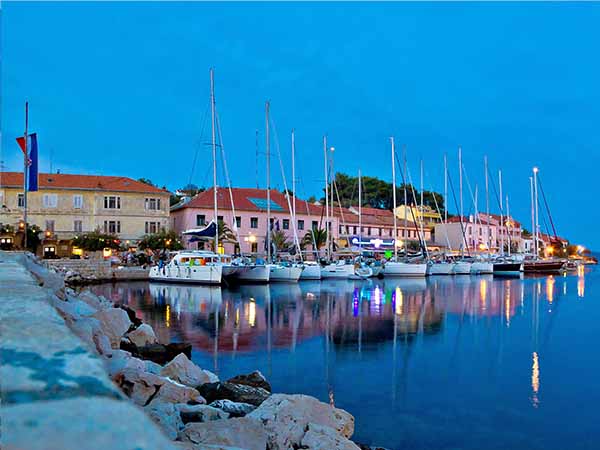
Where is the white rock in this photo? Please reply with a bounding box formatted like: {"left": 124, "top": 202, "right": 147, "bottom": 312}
{"left": 68, "top": 317, "right": 104, "bottom": 350}
{"left": 177, "top": 404, "right": 229, "bottom": 423}
{"left": 50, "top": 296, "right": 97, "bottom": 320}
{"left": 178, "top": 417, "right": 267, "bottom": 450}
{"left": 160, "top": 353, "right": 218, "bottom": 387}
{"left": 209, "top": 399, "right": 256, "bottom": 417}
{"left": 301, "top": 423, "right": 361, "bottom": 450}
{"left": 93, "top": 308, "right": 132, "bottom": 348}
{"left": 248, "top": 394, "right": 355, "bottom": 450}
{"left": 93, "top": 333, "right": 112, "bottom": 355}
{"left": 77, "top": 290, "right": 113, "bottom": 311}
{"left": 127, "top": 323, "right": 158, "bottom": 347}
{"left": 144, "top": 360, "right": 164, "bottom": 375}
{"left": 105, "top": 350, "right": 145, "bottom": 376}
{"left": 145, "top": 401, "right": 184, "bottom": 440}
{"left": 112, "top": 369, "right": 165, "bottom": 406}
{"left": 152, "top": 378, "right": 206, "bottom": 405}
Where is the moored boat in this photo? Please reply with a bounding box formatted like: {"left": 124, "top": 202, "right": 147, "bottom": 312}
{"left": 321, "top": 260, "right": 355, "bottom": 279}
{"left": 268, "top": 262, "right": 303, "bottom": 282}
{"left": 470, "top": 260, "right": 493, "bottom": 274}
{"left": 452, "top": 261, "right": 472, "bottom": 275}
{"left": 149, "top": 251, "right": 223, "bottom": 285}
{"left": 384, "top": 260, "right": 428, "bottom": 277}
{"left": 299, "top": 261, "right": 322, "bottom": 280}
{"left": 493, "top": 260, "right": 522, "bottom": 277}
{"left": 523, "top": 259, "right": 565, "bottom": 274}
{"left": 427, "top": 261, "right": 455, "bottom": 275}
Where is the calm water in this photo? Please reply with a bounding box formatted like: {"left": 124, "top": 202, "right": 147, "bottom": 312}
{"left": 93, "top": 267, "right": 598, "bottom": 450}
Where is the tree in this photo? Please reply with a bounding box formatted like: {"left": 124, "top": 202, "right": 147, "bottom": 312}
{"left": 72, "top": 229, "right": 122, "bottom": 251}
{"left": 26, "top": 225, "right": 42, "bottom": 253}
{"left": 138, "top": 178, "right": 155, "bottom": 186}
{"left": 270, "top": 230, "right": 291, "bottom": 252}
{"left": 208, "top": 221, "right": 237, "bottom": 251}
{"left": 138, "top": 229, "right": 183, "bottom": 251}
{"left": 302, "top": 228, "right": 328, "bottom": 258}
{"left": 0, "top": 223, "right": 15, "bottom": 234}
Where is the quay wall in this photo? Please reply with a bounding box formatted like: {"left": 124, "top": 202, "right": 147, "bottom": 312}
{"left": 45, "top": 258, "right": 149, "bottom": 282}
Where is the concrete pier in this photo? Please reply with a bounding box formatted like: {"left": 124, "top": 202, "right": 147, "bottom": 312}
{"left": 0, "top": 252, "right": 174, "bottom": 450}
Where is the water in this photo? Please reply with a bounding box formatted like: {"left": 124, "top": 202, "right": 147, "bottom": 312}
{"left": 93, "top": 267, "right": 598, "bottom": 450}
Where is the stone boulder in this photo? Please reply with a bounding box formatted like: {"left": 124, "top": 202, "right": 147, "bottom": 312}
{"left": 93, "top": 307, "right": 132, "bottom": 348}
{"left": 144, "top": 360, "right": 164, "bottom": 375}
{"left": 145, "top": 401, "right": 184, "bottom": 440}
{"left": 227, "top": 370, "right": 271, "bottom": 392}
{"left": 50, "top": 296, "right": 97, "bottom": 320}
{"left": 176, "top": 404, "right": 229, "bottom": 424}
{"left": 127, "top": 323, "right": 158, "bottom": 347}
{"left": 160, "top": 353, "right": 218, "bottom": 388}
{"left": 209, "top": 399, "right": 256, "bottom": 417}
{"left": 301, "top": 423, "right": 361, "bottom": 450}
{"left": 77, "top": 290, "right": 113, "bottom": 311}
{"left": 152, "top": 378, "right": 206, "bottom": 406}
{"left": 178, "top": 417, "right": 267, "bottom": 450}
{"left": 121, "top": 342, "right": 193, "bottom": 365}
{"left": 248, "top": 394, "right": 355, "bottom": 450}
{"left": 198, "top": 382, "right": 269, "bottom": 407}
{"left": 105, "top": 350, "right": 146, "bottom": 376}
{"left": 118, "top": 304, "right": 143, "bottom": 327}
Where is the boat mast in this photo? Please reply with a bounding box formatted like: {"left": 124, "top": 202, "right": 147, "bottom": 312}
{"left": 420, "top": 159, "right": 424, "bottom": 249}
{"left": 323, "top": 136, "right": 329, "bottom": 261}
{"left": 444, "top": 154, "right": 448, "bottom": 225}
{"left": 291, "top": 129, "right": 296, "bottom": 233}
{"left": 210, "top": 68, "right": 218, "bottom": 253}
{"left": 358, "top": 169, "right": 362, "bottom": 253}
{"left": 403, "top": 145, "right": 407, "bottom": 260}
{"left": 329, "top": 145, "right": 335, "bottom": 258}
{"left": 530, "top": 176, "right": 535, "bottom": 257}
{"left": 484, "top": 156, "right": 490, "bottom": 256}
{"left": 499, "top": 169, "right": 504, "bottom": 256}
{"left": 265, "top": 101, "right": 271, "bottom": 263}
{"left": 390, "top": 137, "right": 398, "bottom": 260}
{"left": 533, "top": 167, "right": 539, "bottom": 259}
{"left": 458, "top": 147, "right": 464, "bottom": 257}
{"left": 506, "top": 195, "right": 511, "bottom": 256}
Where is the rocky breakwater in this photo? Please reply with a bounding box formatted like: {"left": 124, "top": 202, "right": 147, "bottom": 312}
{"left": 49, "top": 286, "right": 378, "bottom": 449}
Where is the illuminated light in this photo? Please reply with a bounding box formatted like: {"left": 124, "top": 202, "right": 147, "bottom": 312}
{"left": 531, "top": 352, "right": 540, "bottom": 408}
{"left": 102, "top": 247, "right": 112, "bottom": 258}
{"left": 72, "top": 247, "right": 83, "bottom": 256}
{"left": 504, "top": 280, "right": 511, "bottom": 327}
{"left": 533, "top": 166, "right": 539, "bottom": 173}
{"left": 578, "top": 277, "right": 585, "bottom": 298}
{"left": 577, "top": 264, "right": 585, "bottom": 277}
{"left": 546, "top": 276, "right": 555, "bottom": 304}
{"left": 235, "top": 307, "right": 240, "bottom": 327}
{"left": 248, "top": 234, "right": 257, "bottom": 243}
{"left": 374, "top": 286, "right": 381, "bottom": 307}
{"left": 395, "top": 287, "right": 403, "bottom": 315}
{"left": 248, "top": 299, "right": 256, "bottom": 327}
{"left": 165, "top": 304, "right": 171, "bottom": 328}
{"left": 479, "top": 279, "right": 487, "bottom": 308}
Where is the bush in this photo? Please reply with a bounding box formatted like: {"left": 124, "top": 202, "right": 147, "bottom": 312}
{"left": 72, "top": 230, "right": 122, "bottom": 251}
{"left": 138, "top": 229, "right": 183, "bottom": 251}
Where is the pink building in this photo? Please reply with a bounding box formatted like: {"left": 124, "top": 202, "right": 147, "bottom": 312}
{"left": 171, "top": 187, "right": 430, "bottom": 256}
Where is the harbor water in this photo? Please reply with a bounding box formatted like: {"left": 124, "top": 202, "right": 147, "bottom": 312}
{"left": 93, "top": 267, "right": 598, "bottom": 450}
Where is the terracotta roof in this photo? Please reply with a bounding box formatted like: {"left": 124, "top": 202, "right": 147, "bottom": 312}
{"left": 334, "top": 205, "right": 418, "bottom": 228}
{"left": 176, "top": 187, "right": 325, "bottom": 216}
{"left": 0, "top": 172, "right": 168, "bottom": 194}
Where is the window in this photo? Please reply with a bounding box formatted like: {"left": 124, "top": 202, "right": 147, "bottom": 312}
{"left": 353, "top": 226, "right": 357, "bottom": 234}
{"left": 196, "top": 215, "right": 206, "bottom": 226}
{"left": 235, "top": 216, "right": 242, "bottom": 228}
{"left": 379, "top": 228, "right": 383, "bottom": 236}
{"left": 145, "top": 198, "right": 161, "bottom": 211}
{"left": 103, "top": 220, "right": 121, "bottom": 234}
{"left": 283, "top": 219, "right": 289, "bottom": 230}
{"left": 297, "top": 220, "right": 304, "bottom": 231}
{"left": 43, "top": 194, "right": 58, "bottom": 208}
{"left": 197, "top": 241, "right": 205, "bottom": 250}
{"left": 217, "top": 215, "right": 223, "bottom": 223}
{"left": 73, "top": 195, "right": 83, "bottom": 209}
{"left": 367, "top": 227, "right": 371, "bottom": 236}
{"left": 251, "top": 242, "right": 258, "bottom": 253}
{"left": 389, "top": 229, "right": 393, "bottom": 237}
{"left": 312, "top": 221, "right": 318, "bottom": 230}
{"left": 145, "top": 221, "right": 160, "bottom": 234}
{"left": 45, "top": 220, "right": 55, "bottom": 232}
{"left": 74, "top": 220, "right": 83, "bottom": 233}
{"left": 17, "top": 193, "right": 24, "bottom": 208}
{"left": 339, "top": 225, "right": 343, "bottom": 234}
{"left": 104, "top": 196, "right": 121, "bottom": 209}
{"left": 250, "top": 217, "right": 258, "bottom": 228}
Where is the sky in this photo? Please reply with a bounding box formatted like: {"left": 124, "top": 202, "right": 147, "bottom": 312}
{"left": 2, "top": 2, "right": 599, "bottom": 249}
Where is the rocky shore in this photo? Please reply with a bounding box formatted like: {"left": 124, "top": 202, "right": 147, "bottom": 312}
{"left": 16, "top": 253, "right": 387, "bottom": 450}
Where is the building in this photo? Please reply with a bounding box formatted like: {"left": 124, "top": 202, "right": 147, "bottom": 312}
{"left": 394, "top": 204, "right": 442, "bottom": 229}
{"left": 0, "top": 172, "right": 170, "bottom": 243}
{"left": 433, "top": 213, "right": 522, "bottom": 253}
{"left": 171, "top": 187, "right": 432, "bottom": 256}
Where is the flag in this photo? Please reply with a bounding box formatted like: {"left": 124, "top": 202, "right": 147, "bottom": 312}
{"left": 16, "top": 133, "right": 39, "bottom": 192}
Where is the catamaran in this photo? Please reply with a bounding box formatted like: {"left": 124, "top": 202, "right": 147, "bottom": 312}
{"left": 149, "top": 250, "right": 223, "bottom": 284}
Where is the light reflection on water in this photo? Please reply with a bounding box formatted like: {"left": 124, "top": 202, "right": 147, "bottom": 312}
{"left": 93, "top": 268, "right": 599, "bottom": 450}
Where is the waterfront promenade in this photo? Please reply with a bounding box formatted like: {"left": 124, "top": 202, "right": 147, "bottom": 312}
{"left": 0, "top": 251, "right": 175, "bottom": 450}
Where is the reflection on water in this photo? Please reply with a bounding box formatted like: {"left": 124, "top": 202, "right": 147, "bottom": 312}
{"left": 94, "top": 268, "right": 598, "bottom": 450}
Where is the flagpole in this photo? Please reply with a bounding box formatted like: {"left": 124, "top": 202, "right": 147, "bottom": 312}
{"left": 23, "top": 101, "right": 28, "bottom": 250}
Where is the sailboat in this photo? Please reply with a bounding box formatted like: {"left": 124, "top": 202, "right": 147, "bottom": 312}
{"left": 263, "top": 102, "right": 302, "bottom": 283}
{"left": 383, "top": 138, "right": 427, "bottom": 277}
{"left": 522, "top": 167, "right": 565, "bottom": 274}
{"left": 452, "top": 147, "right": 472, "bottom": 275}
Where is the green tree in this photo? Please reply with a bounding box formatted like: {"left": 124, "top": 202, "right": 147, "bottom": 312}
{"left": 270, "top": 230, "right": 291, "bottom": 252}
{"left": 72, "top": 229, "right": 122, "bottom": 251}
{"left": 138, "top": 229, "right": 183, "bottom": 251}
{"left": 0, "top": 223, "right": 15, "bottom": 234}
{"left": 302, "top": 228, "right": 328, "bottom": 258}
{"left": 138, "top": 178, "right": 155, "bottom": 186}
{"left": 26, "top": 225, "right": 43, "bottom": 253}
{"left": 207, "top": 221, "right": 237, "bottom": 251}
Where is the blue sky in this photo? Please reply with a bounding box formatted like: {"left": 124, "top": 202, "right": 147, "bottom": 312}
{"left": 2, "top": 2, "right": 599, "bottom": 249}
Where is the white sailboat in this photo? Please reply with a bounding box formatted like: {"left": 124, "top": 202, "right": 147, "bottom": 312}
{"left": 149, "top": 250, "right": 223, "bottom": 284}
{"left": 453, "top": 147, "right": 472, "bottom": 275}
{"left": 383, "top": 137, "right": 427, "bottom": 277}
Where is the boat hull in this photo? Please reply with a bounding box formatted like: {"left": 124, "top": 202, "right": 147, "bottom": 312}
{"left": 471, "top": 262, "right": 493, "bottom": 274}
{"left": 523, "top": 260, "right": 565, "bottom": 274}
{"left": 321, "top": 264, "right": 355, "bottom": 279}
{"left": 269, "top": 265, "right": 303, "bottom": 282}
{"left": 493, "top": 262, "right": 522, "bottom": 277}
{"left": 384, "top": 262, "right": 427, "bottom": 277}
{"left": 452, "top": 262, "right": 472, "bottom": 275}
{"left": 427, "top": 262, "right": 455, "bottom": 275}
{"left": 300, "top": 264, "right": 322, "bottom": 280}
{"left": 149, "top": 264, "right": 222, "bottom": 285}
{"left": 236, "top": 265, "right": 270, "bottom": 283}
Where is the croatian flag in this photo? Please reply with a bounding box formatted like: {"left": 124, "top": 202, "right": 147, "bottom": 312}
{"left": 16, "top": 133, "right": 39, "bottom": 192}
